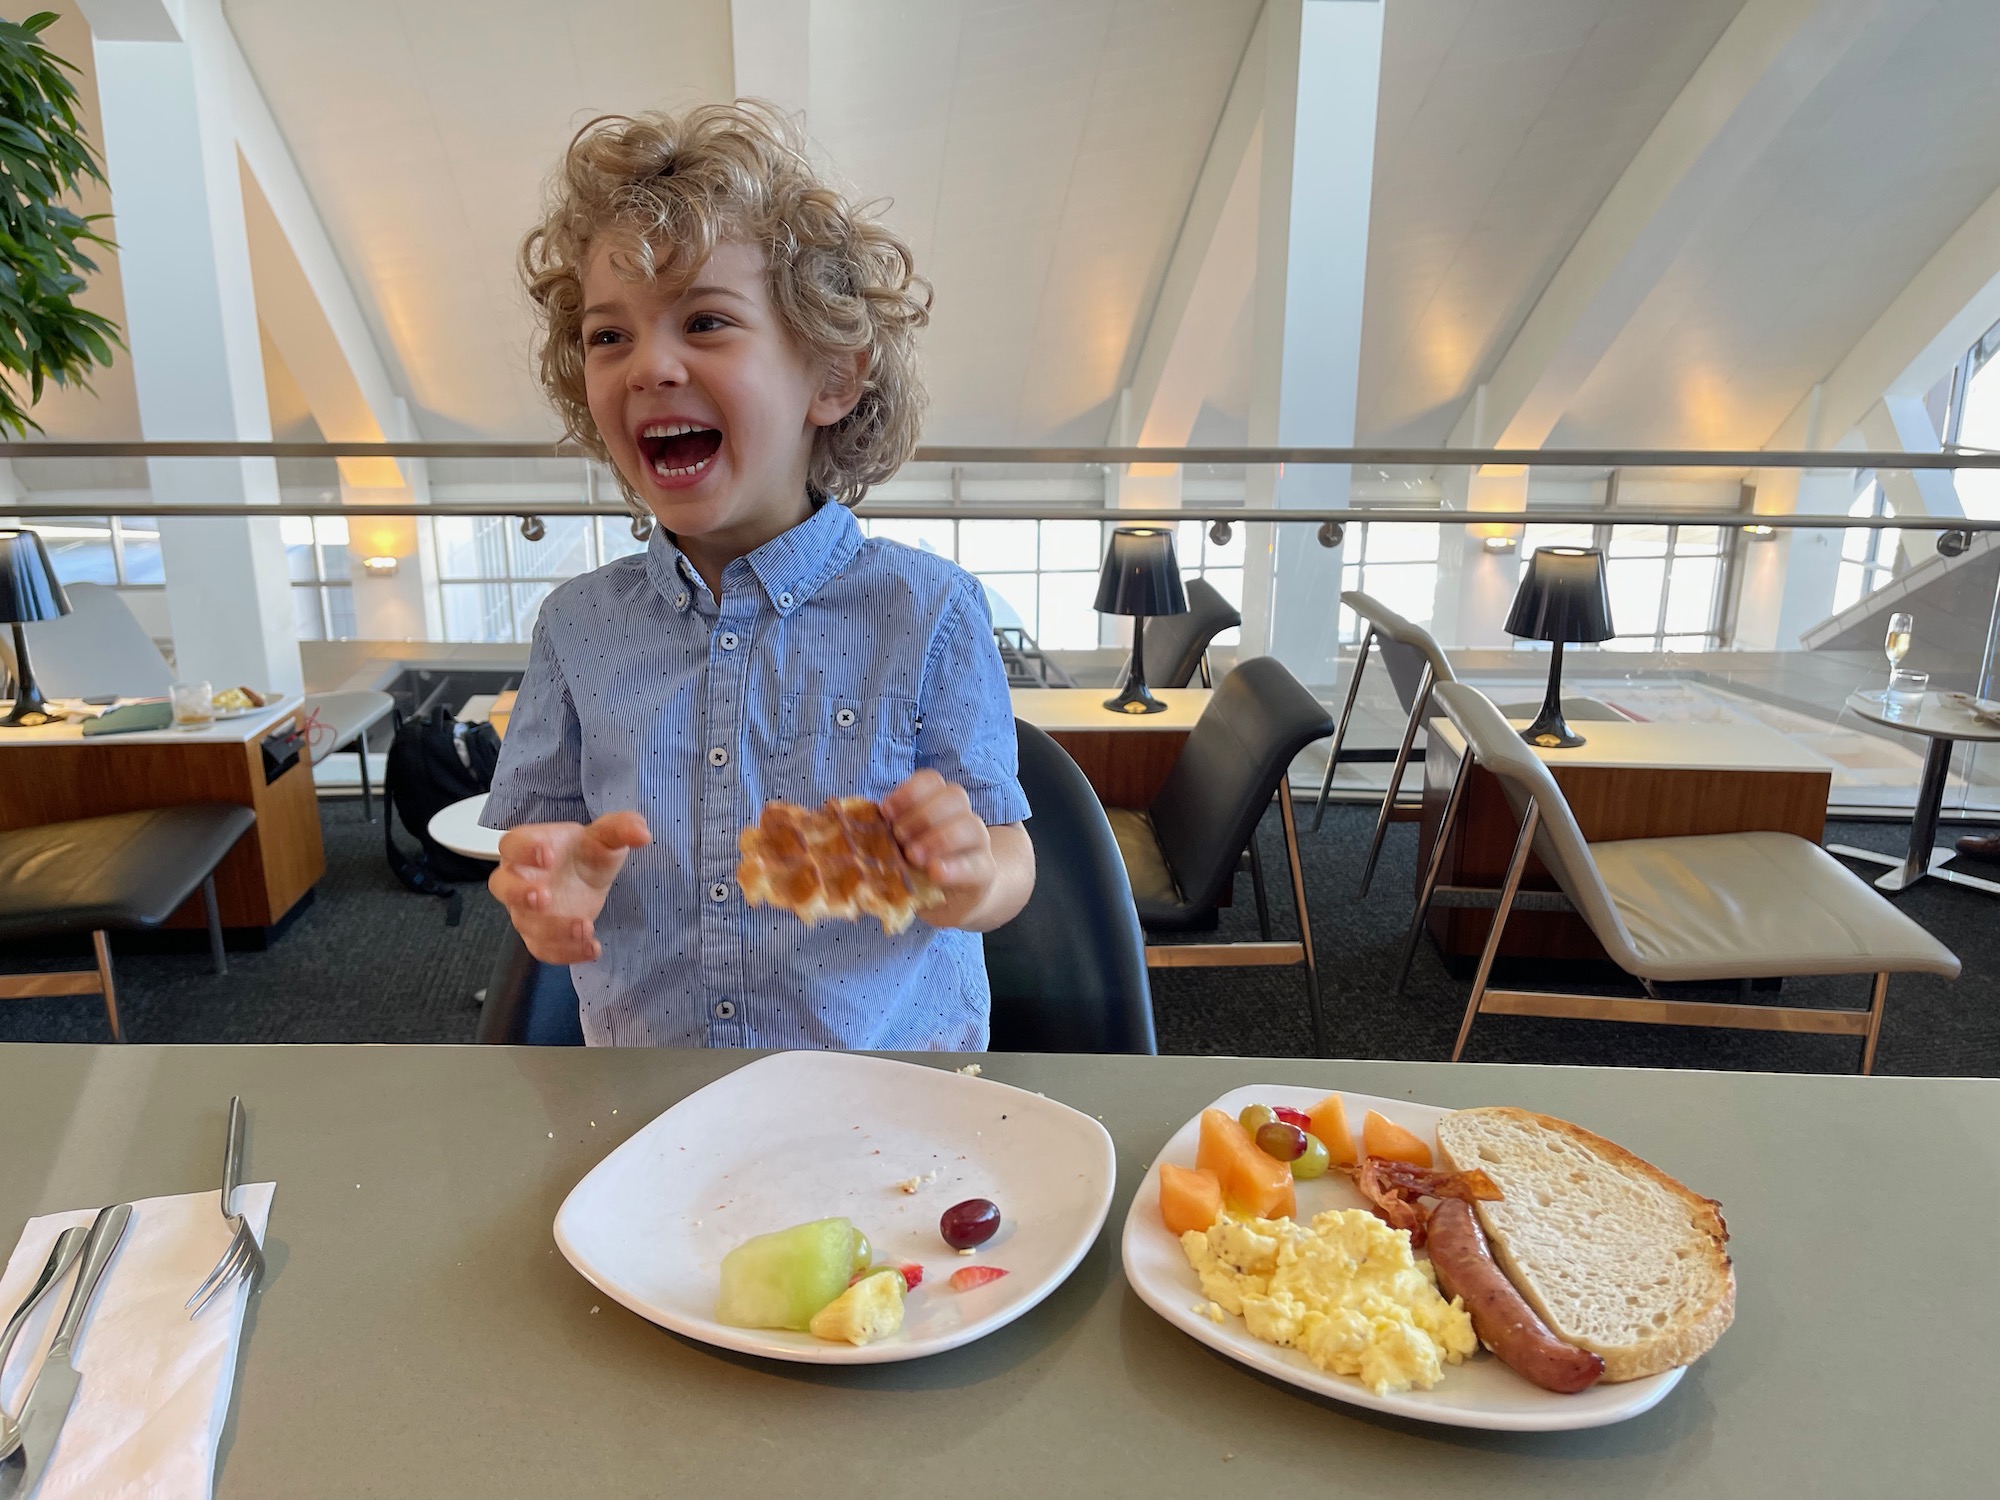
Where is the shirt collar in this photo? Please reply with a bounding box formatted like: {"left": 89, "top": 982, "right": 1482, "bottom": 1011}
{"left": 646, "top": 500, "right": 862, "bottom": 617}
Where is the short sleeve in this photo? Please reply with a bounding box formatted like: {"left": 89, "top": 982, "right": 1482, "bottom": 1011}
{"left": 916, "top": 579, "right": 1031, "bottom": 825}
{"left": 481, "top": 615, "right": 589, "bottom": 828}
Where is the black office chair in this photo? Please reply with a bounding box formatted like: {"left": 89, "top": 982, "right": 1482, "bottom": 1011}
{"left": 1104, "top": 656, "right": 1335, "bottom": 1051}
{"left": 476, "top": 723, "right": 1156, "bottom": 1053}
{"left": 1141, "top": 577, "right": 1241, "bottom": 688}
{"left": 984, "top": 721, "right": 1155, "bottom": 1053}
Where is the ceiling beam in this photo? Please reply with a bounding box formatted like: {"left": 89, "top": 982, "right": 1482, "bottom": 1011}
{"left": 1450, "top": 0, "right": 1899, "bottom": 452}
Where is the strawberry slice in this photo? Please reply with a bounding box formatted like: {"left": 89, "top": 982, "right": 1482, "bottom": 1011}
{"left": 899, "top": 1262, "right": 925, "bottom": 1290}
{"left": 949, "top": 1265, "right": 1009, "bottom": 1292}
{"left": 1272, "top": 1106, "right": 1313, "bottom": 1132}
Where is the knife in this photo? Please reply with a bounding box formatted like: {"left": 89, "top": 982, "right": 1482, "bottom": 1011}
{"left": 1, "top": 1204, "right": 130, "bottom": 1497}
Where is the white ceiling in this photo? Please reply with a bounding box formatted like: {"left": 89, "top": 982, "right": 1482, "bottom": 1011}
{"left": 18, "top": 0, "right": 2000, "bottom": 458}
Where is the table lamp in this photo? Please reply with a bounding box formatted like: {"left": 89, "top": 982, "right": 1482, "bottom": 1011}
{"left": 0, "top": 528, "right": 72, "bottom": 728}
{"left": 1503, "top": 545, "right": 1612, "bottom": 749}
{"left": 1094, "top": 526, "right": 1187, "bottom": 714}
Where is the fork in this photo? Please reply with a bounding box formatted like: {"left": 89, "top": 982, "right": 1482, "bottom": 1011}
{"left": 186, "top": 1097, "right": 263, "bottom": 1319}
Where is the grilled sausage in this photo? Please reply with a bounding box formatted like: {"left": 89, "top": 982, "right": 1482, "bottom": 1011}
{"left": 1428, "top": 1198, "right": 1605, "bottom": 1393}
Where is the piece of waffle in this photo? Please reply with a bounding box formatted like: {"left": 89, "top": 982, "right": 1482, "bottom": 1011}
{"left": 737, "top": 796, "right": 946, "bottom": 936}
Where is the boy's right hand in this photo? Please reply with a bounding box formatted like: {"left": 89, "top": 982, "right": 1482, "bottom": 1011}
{"left": 490, "top": 811, "right": 651, "bottom": 964}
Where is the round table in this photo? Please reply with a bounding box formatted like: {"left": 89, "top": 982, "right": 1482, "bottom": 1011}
{"left": 428, "top": 792, "right": 503, "bottom": 861}
{"left": 1832, "top": 689, "right": 2000, "bottom": 894}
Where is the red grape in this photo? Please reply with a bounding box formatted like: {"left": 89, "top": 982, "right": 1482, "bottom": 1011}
{"left": 940, "top": 1198, "right": 1001, "bottom": 1249}
{"left": 1271, "top": 1106, "right": 1313, "bottom": 1133}
{"left": 1256, "top": 1122, "right": 1308, "bottom": 1161}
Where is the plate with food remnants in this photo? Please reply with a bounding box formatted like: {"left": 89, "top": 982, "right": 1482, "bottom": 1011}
{"left": 210, "top": 686, "right": 277, "bottom": 718}
{"left": 1121, "top": 1086, "right": 1731, "bottom": 1431}
{"left": 554, "top": 1051, "right": 1116, "bottom": 1363}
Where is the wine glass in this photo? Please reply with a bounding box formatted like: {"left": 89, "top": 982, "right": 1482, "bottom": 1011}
{"left": 1885, "top": 613, "right": 1913, "bottom": 677}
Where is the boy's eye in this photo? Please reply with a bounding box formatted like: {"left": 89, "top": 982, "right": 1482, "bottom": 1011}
{"left": 686, "top": 312, "right": 730, "bottom": 334}
{"left": 585, "top": 327, "right": 622, "bottom": 347}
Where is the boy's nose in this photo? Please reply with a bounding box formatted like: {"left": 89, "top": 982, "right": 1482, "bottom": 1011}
{"left": 627, "top": 333, "right": 690, "bottom": 389}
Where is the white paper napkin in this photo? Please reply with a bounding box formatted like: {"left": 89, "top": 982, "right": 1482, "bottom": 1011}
{"left": 0, "top": 1186, "right": 275, "bottom": 1500}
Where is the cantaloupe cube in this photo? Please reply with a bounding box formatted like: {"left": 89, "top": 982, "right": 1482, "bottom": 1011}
{"left": 1158, "top": 1163, "right": 1223, "bottom": 1236}
{"left": 1361, "top": 1109, "right": 1433, "bottom": 1167}
{"left": 1306, "top": 1093, "right": 1358, "bottom": 1167}
{"left": 1195, "top": 1109, "right": 1297, "bottom": 1219}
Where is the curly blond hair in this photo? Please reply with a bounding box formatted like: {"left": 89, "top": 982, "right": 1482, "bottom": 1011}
{"left": 521, "top": 101, "right": 931, "bottom": 508}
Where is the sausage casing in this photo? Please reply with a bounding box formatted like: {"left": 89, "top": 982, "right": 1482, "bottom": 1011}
{"left": 1427, "top": 1198, "right": 1605, "bottom": 1394}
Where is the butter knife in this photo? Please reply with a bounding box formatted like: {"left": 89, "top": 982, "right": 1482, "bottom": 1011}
{"left": 0, "top": 1204, "right": 130, "bottom": 1495}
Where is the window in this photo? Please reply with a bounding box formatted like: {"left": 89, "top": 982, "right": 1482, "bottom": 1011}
{"left": 282, "top": 516, "right": 355, "bottom": 641}
{"left": 12, "top": 516, "right": 164, "bottom": 587}
{"left": 1948, "top": 317, "right": 2000, "bottom": 518}
{"left": 1833, "top": 479, "right": 1898, "bottom": 615}
{"left": 430, "top": 515, "right": 649, "bottom": 644}
{"left": 1338, "top": 521, "right": 1440, "bottom": 643}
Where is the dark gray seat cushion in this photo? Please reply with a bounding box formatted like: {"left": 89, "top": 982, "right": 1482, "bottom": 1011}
{"left": 0, "top": 804, "right": 256, "bottom": 940}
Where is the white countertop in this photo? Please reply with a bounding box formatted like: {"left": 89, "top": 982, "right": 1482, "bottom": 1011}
{"left": 1430, "top": 713, "right": 1829, "bottom": 773}
{"left": 0, "top": 695, "right": 302, "bottom": 747}
{"left": 1009, "top": 687, "right": 1211, "bottom": 731}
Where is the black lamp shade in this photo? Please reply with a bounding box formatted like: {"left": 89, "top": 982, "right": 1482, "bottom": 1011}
{"left": 0, "top": 529, "right": 70, "bottom": 624}
{"left": 1504, "top": 546, "right": 1612, "bottom": 643}
{"left": 1093, "top": 527, "right": 1187, "bottom": 618}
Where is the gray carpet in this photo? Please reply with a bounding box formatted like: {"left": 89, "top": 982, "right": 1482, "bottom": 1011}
{"left": 1, "top": 798, "right": 1993, "bottom": 1075}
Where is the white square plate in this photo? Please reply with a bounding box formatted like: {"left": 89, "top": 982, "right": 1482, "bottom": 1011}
{"left": 1121, "top": 1084, "right": 1687, "bottom": 1431}
{"left": 555, "top": 1051, "right": 1116, "bottom": 1363}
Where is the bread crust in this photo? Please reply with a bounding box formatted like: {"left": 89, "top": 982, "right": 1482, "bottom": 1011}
{"left": 1436, "top": 1106, "right": 1734, "bottom": 1382}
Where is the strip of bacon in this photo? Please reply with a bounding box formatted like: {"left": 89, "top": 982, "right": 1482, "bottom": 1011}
{"left": 1337, "top": 1156, "right": 1503, "bottom": 1247}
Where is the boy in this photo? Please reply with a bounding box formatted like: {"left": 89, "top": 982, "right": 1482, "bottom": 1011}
{"left": 483, "top": 103, "right": 1034, "bottom": 1048}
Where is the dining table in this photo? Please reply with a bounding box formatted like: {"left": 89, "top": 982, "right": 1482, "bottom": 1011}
{"left": 0, "top": 1043, "right": 1988, "bottom": 1498}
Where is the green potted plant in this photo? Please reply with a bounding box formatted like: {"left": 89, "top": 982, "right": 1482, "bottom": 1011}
{"left": 0, "top": 10, "right": 120, "bottom": 433}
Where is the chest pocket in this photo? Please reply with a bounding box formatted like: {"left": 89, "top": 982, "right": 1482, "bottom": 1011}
{"left": 778, "top": 693, "right": 919, "bottom": 802}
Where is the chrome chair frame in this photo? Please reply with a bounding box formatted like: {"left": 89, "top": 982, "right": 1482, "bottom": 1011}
{"left": 1309, "top": 616, "right": 1439, "bottom": 897}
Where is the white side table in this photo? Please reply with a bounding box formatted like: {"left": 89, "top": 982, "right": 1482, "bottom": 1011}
{"left": 429, "top": 793, "right": 502, "bottom": 862}
{"left": 1833, "top": 690, "right": 2000, "bottom": 895}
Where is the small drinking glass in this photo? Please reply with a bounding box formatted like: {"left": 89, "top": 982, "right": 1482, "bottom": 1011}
{"left": 170, "top": 679, "right": 215, "bottom": 730}
{"left": 1886, "top": 668, "right": 1929, "bottom": 708}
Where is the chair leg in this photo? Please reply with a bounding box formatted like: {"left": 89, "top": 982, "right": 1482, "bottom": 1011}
{"left": 357, "top": 738, "right": 375, "bottom": 822}
{"left": 1861, "top": 972, "right": 1889, "bottom": 1075}
{"left": 1247, "top": 836, "right": 1272, "bottom": 940}
{"left": 93, "top": 929, "right": 123, "bottom": 1044}
{"left": 1397, "top": 748, "right": 1474, "bottom": 994}
{"left": 1312, "top": 628, "right": 1373, "bottom": 832}
{"left": 202, "top": 875, "right": 227, "bottom": 976}
{"left": 1198, "top": 653, "right": 1214, "bottom": 688}
{"left": 1359, "top": 664, "right": 1433, "bottom": 897}
{"left": 1453, "top": 800, "right": 1539, "bottom": 1062}
{"left": 1277, "top": 781, "right": 1327, "bottom": 1055}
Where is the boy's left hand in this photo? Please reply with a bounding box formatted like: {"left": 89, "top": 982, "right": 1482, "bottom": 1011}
{"left": 882, "top": 769, "right": 1031, "bottom": 931}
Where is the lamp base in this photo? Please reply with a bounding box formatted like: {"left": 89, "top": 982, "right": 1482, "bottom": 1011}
{"left": 1, "top": 622, "right": 64, "bottom": 728}
{"left": 1520, "top": 705, "right": 1583, "bottom": 750}
{"left": 1103, "top": 681, "right": 1168, "bottom": 715}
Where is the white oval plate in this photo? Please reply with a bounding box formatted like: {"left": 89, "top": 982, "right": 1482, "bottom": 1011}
{"left": 1121, "top": 1084, "right": 1686, "bottom": 1431}
{"left": 555, "top": 1051, "right": 1116, "bottom": 1364}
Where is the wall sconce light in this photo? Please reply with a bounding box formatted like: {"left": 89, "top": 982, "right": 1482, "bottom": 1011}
{"left": 520, "top": 515, "right": 546, "bottom": 543}
{"left": 1482, "top": 535, "right": 1518, "bottom": 554}
{"left": 1316, "top": 520, "right": 1345, "bottom": 549}
{"left": 361, "top": 555, "right": 399, "bottom": 576}
{"left": 1741, "top": 524, "right": 1777, "bottom": 540}
{"left": 1208, "top": 519, "right": 1233, "bottom": 547}
{"left": 1938, "top": 529, "right": 1972, "bottom": 557}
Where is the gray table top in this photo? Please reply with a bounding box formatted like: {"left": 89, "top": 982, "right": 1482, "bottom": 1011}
{"left": 2, "top": 1044, "right": 1988, "bottom": 1499}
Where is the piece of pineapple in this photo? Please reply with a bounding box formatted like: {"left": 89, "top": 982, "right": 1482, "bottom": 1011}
{"left": 808, "top": 1269, "right": 905, "bottom": 1346}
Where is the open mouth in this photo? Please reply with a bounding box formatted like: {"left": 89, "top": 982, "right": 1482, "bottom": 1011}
{"left": 637, "top": 422, "right": 723, "bottom": 481}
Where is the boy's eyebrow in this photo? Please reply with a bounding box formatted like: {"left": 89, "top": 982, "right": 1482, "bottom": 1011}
{"left": 681, "top": 284, "right": 755, "bottom": 306}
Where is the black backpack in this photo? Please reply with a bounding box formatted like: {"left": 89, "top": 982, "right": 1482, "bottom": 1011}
{"left": 383, "top": 707, "right": 503, "bottom": 922}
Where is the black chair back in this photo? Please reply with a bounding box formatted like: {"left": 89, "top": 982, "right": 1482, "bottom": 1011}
{"left": 1142, "top": 577, "right": 1240, "bottom": 689}
{"left": 476, "top": 927, "right": 584, "bottom": 1045}
{"left": 1146, "top": 655, "right": 1333, "bottom": 911}
{"left": 478, "top": 723, "right": 1156, "bottom": 1053}
{"left": 984, "top": 721, "right": 1156, "bottom": 1054}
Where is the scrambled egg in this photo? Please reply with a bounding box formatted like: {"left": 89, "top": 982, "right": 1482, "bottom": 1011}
{"left": 1181, "top": 1210, "right": 1476, "bottom": 1395}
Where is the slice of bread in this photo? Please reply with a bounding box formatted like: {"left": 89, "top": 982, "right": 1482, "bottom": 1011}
{"left": 1434, "top": 1106, "right": 1734, "bottom": 1382}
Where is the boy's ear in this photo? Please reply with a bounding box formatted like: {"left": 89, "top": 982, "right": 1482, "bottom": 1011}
{"left": 808, "top": 350, "right": 868, "bottom": 426}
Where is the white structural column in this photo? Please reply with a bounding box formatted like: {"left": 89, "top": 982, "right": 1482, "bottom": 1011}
{"left": 1240, "top": 0, "right": 1381, "bottom": 686}
{"left": 78, "top": 0, "right": 301, "bottom": 693}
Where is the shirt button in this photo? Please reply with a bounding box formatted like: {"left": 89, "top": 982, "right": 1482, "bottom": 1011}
{"left": 777, "top": 591, "right": 795, "bottom": 609}
{"left": 709, "top": 882, "right": 729, "bottom": 903}
{"left": 707, "top": 746, "right": 728, "bottom": 767}
{"left": 714, "top": 1000, "right": 737, "bottom": 1020}
{"left": 835, "top": 707, "right": 857, "bottom": 728}
{"left": 673, "top": 592, "right": 689, "bottom": 610}
{"left": 719, "top": 631, "right": 739, "bottom": 650}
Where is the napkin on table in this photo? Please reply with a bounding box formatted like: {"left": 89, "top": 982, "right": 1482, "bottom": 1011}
{"left": 0, "top": 1185, "right": 275, "bottom": 1500}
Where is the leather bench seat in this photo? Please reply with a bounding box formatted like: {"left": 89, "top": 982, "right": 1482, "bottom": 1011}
{"left": 0, "top": 804, "right": 257, "bottom": 939}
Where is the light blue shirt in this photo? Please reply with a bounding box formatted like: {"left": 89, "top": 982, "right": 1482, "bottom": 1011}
{"left": 481, "top": 499, "right": 1030, "bottom": 1048}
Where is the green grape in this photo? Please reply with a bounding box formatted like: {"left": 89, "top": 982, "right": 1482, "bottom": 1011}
{"left": 1291, "top": 1132, "right": 1331, "bottom": 1180}
{"left": 851, "top": 1230, "right": 873, "bottom": 1276}
{"left": 1238, "top": 1104, "right": 1277, "bottom": 1134}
